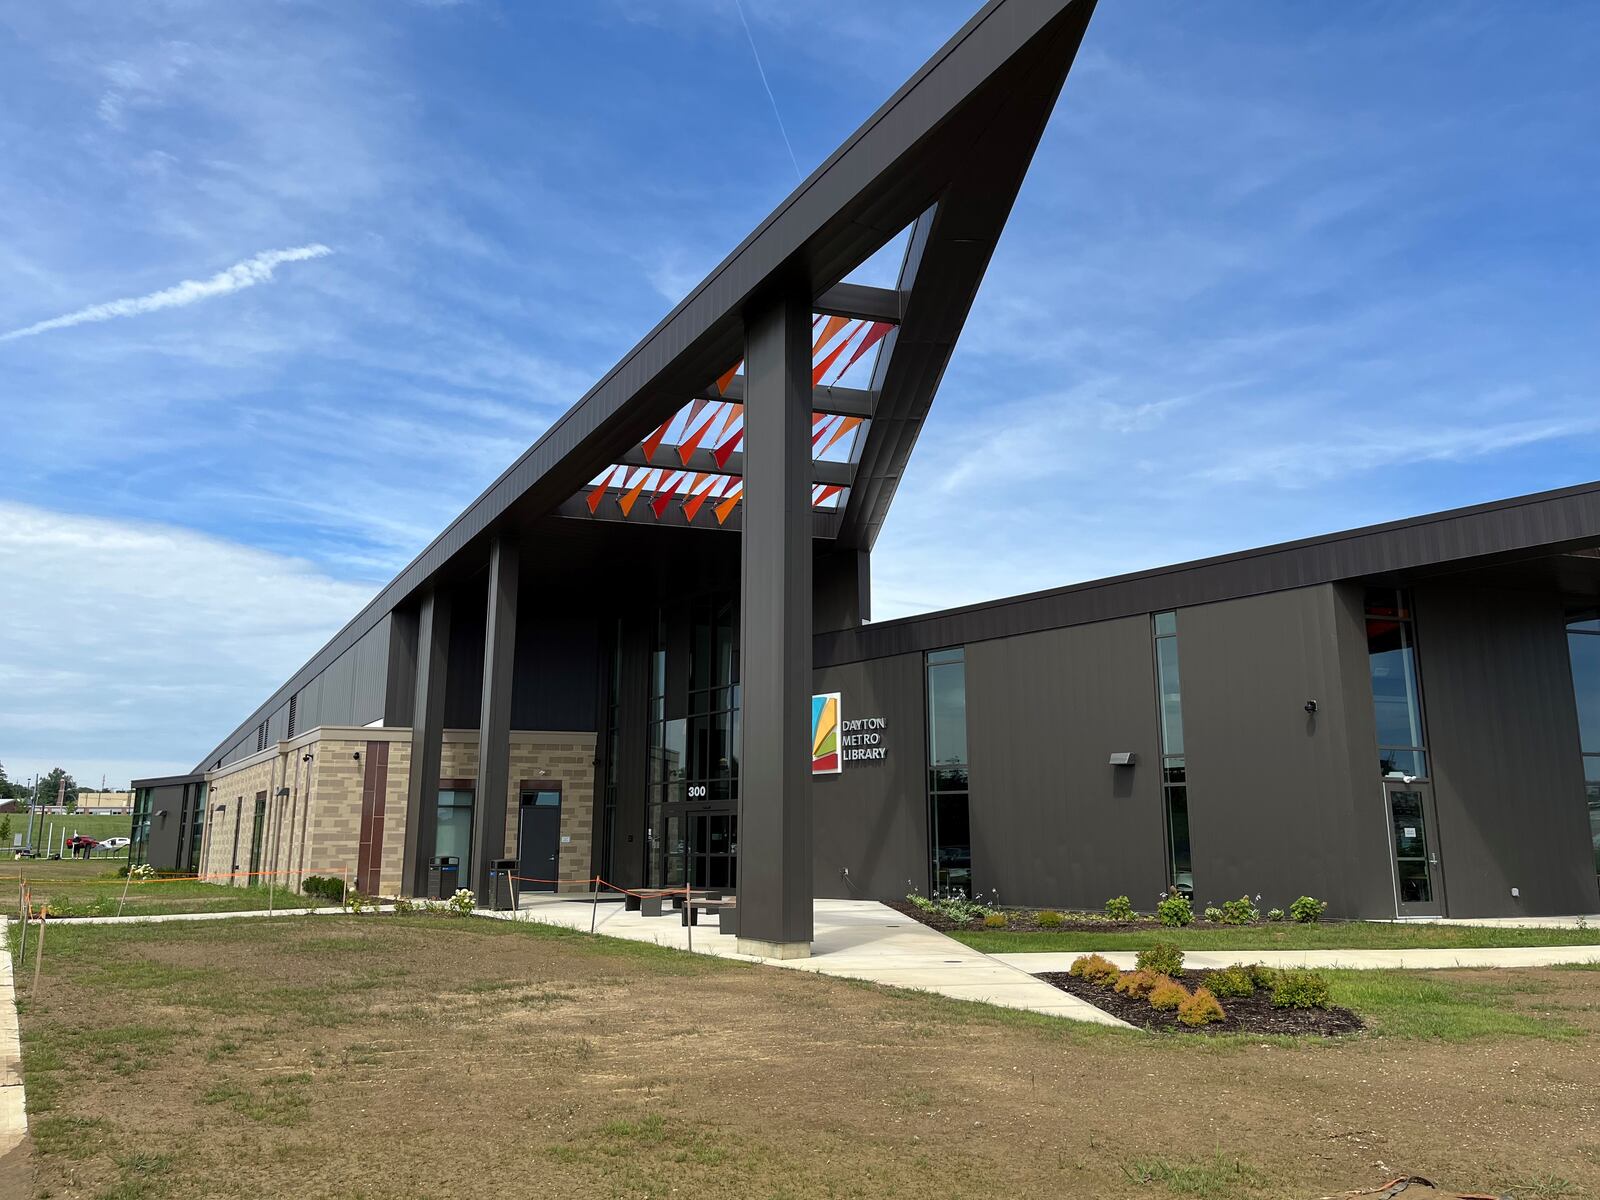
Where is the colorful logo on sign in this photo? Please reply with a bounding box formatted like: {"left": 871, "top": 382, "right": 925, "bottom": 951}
{"left": 812, "top": 692, "right": 842, "bottom": 774}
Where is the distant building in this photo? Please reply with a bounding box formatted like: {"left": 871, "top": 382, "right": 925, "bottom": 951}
{"left": 77, "top": 790, "right": 134, "bottom": 813}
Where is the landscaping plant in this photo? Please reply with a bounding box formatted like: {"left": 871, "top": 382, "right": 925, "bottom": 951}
{"left": 1148, "top": 977, "right": 1189, "bottom": 1011}
{"left": 1134, "top": 942, "right": 1184, "bottom": 977}
{"left": 1036, "top": 909, "right": 1064, "bottom": 927}
{"left": 1113, "top": 969, "right": 1160, "bottom": 999}
{"left": 1203, "top": 905, "right": 1224, "bottom": 923}
{"left": 1289, "top": 895, "right": 1329, "bottom": 924}
{"left": 1103, "top": 895, "right": 1135, "bottom": 920}
{"left": 1217, "top": 895, "right": 1261, "bottom": 925}
{"left": 1270, "top": 969, "right": 1332, "bottom": 1010}
{"left": 447, "top": 888, "right": 477, "bottom": 916}
{"left": 1206, "top": 964, "right": 1257, "bottom": 998}
{"left": 1068, "top": 954, "right": 1121, "bottom": 986}
{"left": 1155, "top": 890, "right": 1193, "bottom": 927}
{"left": 1177, "top": 986, "right": 1226, "bottom": 1027}
{"left": 1266, "top": 907, "right": 1286, "bottom": 921}
{"left": 982, "top": 912, "right": 1008, "bottom": 929}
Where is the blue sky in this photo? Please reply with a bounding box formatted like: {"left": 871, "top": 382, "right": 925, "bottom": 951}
{"left": 2, "top": 0, "right": 1597, "bottom": 787}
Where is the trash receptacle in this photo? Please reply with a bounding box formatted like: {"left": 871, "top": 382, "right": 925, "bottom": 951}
{"left": 427, "top": 855, "right": 460, "bottom": 899}
{"left": 489, "top": 858, "right": 518, "bottom": 911}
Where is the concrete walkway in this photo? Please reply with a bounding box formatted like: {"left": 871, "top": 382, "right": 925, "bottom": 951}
{"left": 490, "top": 895, "right": 1130, "bottom": 1027}
{"left": 0, "top": 940, "right": 26, "bottom": 1177}
{"left": 991, "top": 945, "right": 1600, "bottom": 973}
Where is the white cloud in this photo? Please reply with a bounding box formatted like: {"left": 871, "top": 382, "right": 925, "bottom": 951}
{"left": 1, "top": 244, "right": 333, "bottom": 341}
{"left": 0, "top": 503, "right": 371, "bottom": 786}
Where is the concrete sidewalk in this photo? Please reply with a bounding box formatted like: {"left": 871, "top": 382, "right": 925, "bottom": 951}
{"left": 489, "top": 895, "right": 1131, "bottom": 1027}
{"left": 991, "top": 945, "right": 1600, "bottom": 973}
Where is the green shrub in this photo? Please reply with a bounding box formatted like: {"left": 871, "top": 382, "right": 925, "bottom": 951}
{"left": 300, "top": 875, "right": 346, "bottom": 901}
{"left": 906, "top": 891, "right": 937, "bottom": 914}
{"left": 1148, "top": 978, "right": 1189, "bottom": 1011}
{"left": 1289, "top": 895, "right": 1328, "bottom": 924}
{"left": 447, "top": 888, "right": 476, "bottom": 916}
{"left": 1068, "top": 954, "right": 1120, "bottom": 986}
{"left": 1266, "top": 907, "right": 1286, "bottom": 922}
{"left": 1206, "top": 964, "right": 1256, "bottom": 998}
{"left": 1270, "top": 969, "right": 1332, "bottom": 1010}
{"left": 1135, "top": 942, "right": 1184, "bottom": 978}
{"left": 1177, "top": 986, "right": 1226, "bottom": 1027}
{"left": 1245, "top": 963, "right": 1279, "bottom": 990}
{"left": 1103, "top": 895, "right": 1135, "bottom": 921}
{"left": 348, "top": 891, "right": 370, "bottom": 914}
{"left": 393, "top": 897, "right": 416, "bottom": 915}
{"left": 1036, "top": 909, "right": 1064, "bottom": 927}
{"left": 1203, "top": 905, "right": 1224, "bottom": 923}
{"left": 1114, "top": 969, "right": 1160, "bottom": 999}
{"left": 1155, "top": 892, "right": 1193, "bottom": 927}
{"left": 1217, "top": 895, "right": 1260, "bottom": 925}
{"left": 982, "top": 912, "right": 1008, "bottom": 929}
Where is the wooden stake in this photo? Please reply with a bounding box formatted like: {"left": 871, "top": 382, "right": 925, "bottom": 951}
{"left": 31, "top": 913, "right": 46, "bottom": 996}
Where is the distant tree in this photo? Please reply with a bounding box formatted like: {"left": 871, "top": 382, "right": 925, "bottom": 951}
{"left": 34, "top": 768, "right": 78, "bottom": 810}
{"left": 0, "top": 817, "right": 11, "bottom": 844}
{"left": 0, "top": 761, "right": 16, "bottom": 801}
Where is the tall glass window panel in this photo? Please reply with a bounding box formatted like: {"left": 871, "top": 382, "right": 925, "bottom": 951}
{"left": 1152, "top": 613, "right": 1191, "bottom": 893}
{"left": 1565, "top": 615, "right": 1600, "bottom": 881}
{"left": 927, "top": 649, "right": 967, "bottom": 769}
{"left": 1154, "top": 634, "right": 1184, "bottom": 758}
{"left": 1366, "top": 589, "right": 1428, "bottom": 777}
{"left": 435, "top": 789, "right": 474, "bottom": 862}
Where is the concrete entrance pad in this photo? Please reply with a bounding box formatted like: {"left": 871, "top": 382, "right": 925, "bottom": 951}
{"left": 493, "top": 895, "right": 1130, "bottom": 1027}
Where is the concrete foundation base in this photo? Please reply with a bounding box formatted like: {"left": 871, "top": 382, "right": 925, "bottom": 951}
{"left": 737, "top": 937, "right": 811, "bottom": 960}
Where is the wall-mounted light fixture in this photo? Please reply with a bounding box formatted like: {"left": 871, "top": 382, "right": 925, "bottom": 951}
{"left": 275, "top": 787, "right": 290, "bottom": 799}
{"left": 301, "top": 752, "right": 313, "bottom": 763}
{"left": 352, "top": 750, "right": 361, "bottom": 762}
{"left": 1108, "top": 752, "right": 1136, "bottom": 767}
{"left": 1304, "top": 699, "right": 1319, "bottom": 714}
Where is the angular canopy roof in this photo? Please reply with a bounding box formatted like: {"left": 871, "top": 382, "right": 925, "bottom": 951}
{"left": 196, "top": 0, "right": 1101, "bottom": 768}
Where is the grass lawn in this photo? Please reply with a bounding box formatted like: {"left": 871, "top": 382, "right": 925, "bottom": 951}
{"left": 0, "top": 858, "right": 338, "bottom": 919}
{"left": 951, "top": 921, "right": 1600, "bottom": 953}
{"left": 10, "top": 915, "right": 1600, "bottom": 1199}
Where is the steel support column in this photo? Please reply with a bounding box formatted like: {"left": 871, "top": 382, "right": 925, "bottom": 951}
{"left": 401, "top": 588, "right": 451, "bottom": 897}
{"left": 736, "top": 285, "right": 814, "bottom": 958}
{"left": 470, "top": 535, "right": 519, "bottom": 903}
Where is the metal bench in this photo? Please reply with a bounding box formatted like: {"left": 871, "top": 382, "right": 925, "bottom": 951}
{"left": 625, "top": 888, "right": 678, "bottom": 917}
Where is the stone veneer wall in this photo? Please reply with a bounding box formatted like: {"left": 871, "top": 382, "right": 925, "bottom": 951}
{"left": 198, "top": 727, "right": 595, "bottom": 899}
{"left": 440, "top": 730, "right": 599, "bottom": 894}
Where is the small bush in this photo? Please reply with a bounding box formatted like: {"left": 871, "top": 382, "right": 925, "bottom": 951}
{"left": 1135, "top": 942, "right": 1184, "bottom": 978}
{"left": 1113, "top": 969, "right": 1160, "bottom": 999}
{"left": 447, "top": 888, "right": 476, "bottom": 916}
{"left": 1270, "top": 969, "right": 1332, "bottom": 1010}
{"left": 1177, "top": 986, "right": 1227, "bottom": 1027}
{"left": 1103, "top": 895, "right": 1135, "bottom": 921}
{"left": 1289, "top": 895, "right": 1328, "bottom": 924}
{"left": 982, "top": 912, "right": 1008, "bottom": 929}
{"left": 1245, "top": 963, "right": 1279, "bottom": 990}
{"left": 1069, "top": 954, "right": 1121, "bottom": 986}
{"left": 905, "top": 891, "right": 937, "bottom": 914}
{"left": 300, "top": 875, "right": 346, "bottom": 901}
{"left": 348, "top": 891, "right": 370, "bottom": 914}
{"left": 1207, "top": 964, "right": 1256, "bottom": 998}
{"left": 1036, "top": 909, "right": 1064, "bottom": 927}
{"left": 1266, "top": 907, "right": 1286, "bottom": 922}
{"left": 393, "top": 897, "right": 416, "bottom": 915}
{"left": 1156, "top": 892, "right": 1193, "bottom": 927}
{"left": 1202, "top": 905, "right": 1224, "bottom": 923}
{"left": 1148, "top": 978, "right": 1189, "bottom": 1011}
{"left": 1218, "top": 895, "right": 1261, "bottom": 925}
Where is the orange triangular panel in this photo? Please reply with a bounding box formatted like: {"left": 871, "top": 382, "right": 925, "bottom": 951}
{"left": 819, "top": 416, "right": 862, "bottom": 455}
{"left": 713, "top": 427, "right": 744, "bottom": 469}
{"left": 617, "top": 471, "right": 649, "bottom": 516}
{"left": 715, "top": 361, "right": 742, "bottom": 396}
{"left": 641, "top": 419, "right": 671, "bottom": 463}
{"left": 813, "top": 315, "right": 848, "bottom": 356}
{"left": 714, "top": 484, "right": 744, "bottom": 526}
{"left": 680, "top": 473, "right": 714, "bottom": 522}
{"left": 833, "top": 320, "right": 893, "bottom": 383}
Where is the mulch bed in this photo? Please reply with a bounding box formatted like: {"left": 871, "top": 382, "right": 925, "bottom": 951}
{"left": 886, "top": 899, "right": 1161, "bottom": 934}
{"left": 1040, "top": 969, "right": 1365, "bottom": 1037}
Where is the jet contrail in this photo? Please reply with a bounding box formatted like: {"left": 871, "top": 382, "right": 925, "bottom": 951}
{"left": 2, "top": 243, "right": 333, "bottom": 341}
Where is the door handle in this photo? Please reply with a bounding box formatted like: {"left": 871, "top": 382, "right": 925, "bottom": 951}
{"left": 1428, "top": 855, "right": 1438, "bottom": 866}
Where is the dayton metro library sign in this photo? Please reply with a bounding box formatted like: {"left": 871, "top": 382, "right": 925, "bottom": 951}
{"left": 811, "top": 692, "right": 888, "bottom": 775}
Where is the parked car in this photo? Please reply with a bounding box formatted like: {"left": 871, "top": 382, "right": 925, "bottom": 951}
{"left": 100, "top": 837, "right": 130, "bottom": 850}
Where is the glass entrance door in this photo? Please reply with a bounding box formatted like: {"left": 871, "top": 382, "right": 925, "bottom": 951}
{"left": 688, "top": 811, "right": 736, "bottom": 891}
{"left": 1385, "top": 779, "right": 1444, "bottom": 917}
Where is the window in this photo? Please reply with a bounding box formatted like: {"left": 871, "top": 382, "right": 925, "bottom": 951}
{"left": 435, "top": 789, "right": 474, "bottom": 863}
{"left": 599, "top": 619, "right": 622, "bottom": 880}
{"left": 130, "top": 788, "right": 153, "bottom": 867}
{"left": 1366, "top": 588, "right": 1428, "bottom": 778}
{"left": 1152, "top": 613, "right": 1191, "bottom": 895}
{"left": 186, "top": 783, "right": 207, "bottom": 873}
{"left": 926, "top": 647, "right": 971, "bottom": 896}
{"left": 1566, "top": 612, "right": 1600, "bottom": 885}
{"left": 248, "top": 791, "right": 268, "bottom": 884}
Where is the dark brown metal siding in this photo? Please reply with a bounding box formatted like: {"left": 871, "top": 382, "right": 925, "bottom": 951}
{"left": 1178, "top": 584, "right": 1395, "bottom": 918}
{"left": 1415, "top": 584, "right": 1599, "bottom": 916}
{"left": 811, "top": 653, "right": 930, "bottom": 900}
{"left": 963, "top": 617, "right": 1167, "bottom": 910}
